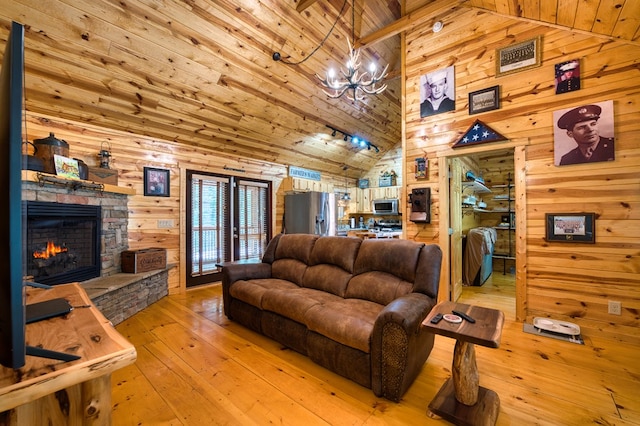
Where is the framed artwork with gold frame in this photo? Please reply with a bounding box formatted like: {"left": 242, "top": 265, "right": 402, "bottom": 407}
{"left": 496, "top": 36, "right": 542, "bottom": 77}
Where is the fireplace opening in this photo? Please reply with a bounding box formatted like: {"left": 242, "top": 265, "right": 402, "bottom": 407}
{"left": 26, "top": 201, "right": 101, "bottom": 285}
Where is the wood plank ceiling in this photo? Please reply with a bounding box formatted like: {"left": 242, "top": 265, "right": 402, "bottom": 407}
{"left": 1, "top": 0, "right": 638, "bottom": 178}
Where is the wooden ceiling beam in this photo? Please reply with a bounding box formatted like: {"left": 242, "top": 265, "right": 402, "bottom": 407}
{"left": 296, "top": 0, "right": 320, "bottom": 13}
{"left": 354, "top": 0, "right": 467, "bottom": 48}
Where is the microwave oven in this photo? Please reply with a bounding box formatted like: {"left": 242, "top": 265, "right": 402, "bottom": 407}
{"left": 372, "top": 199, "right": 399, "bottom": 215}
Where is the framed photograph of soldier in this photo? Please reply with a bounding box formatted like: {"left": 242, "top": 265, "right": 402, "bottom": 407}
{"left": 553, "top": 100, "right": 615, "bottom": 166}
{"left": 555, "top": 59, "right": 581, "bottom": 94}
{"left": 468, "top": 85, "right": 500, "bottom": 115}
{"left": 545, "top": 213, "right": 595, "bottom": 243}
{"left": 495, "top": 36, "right": 541, "bottom": 77}
{"left": 420, "top": 66, "right": 455, "bottom": 117}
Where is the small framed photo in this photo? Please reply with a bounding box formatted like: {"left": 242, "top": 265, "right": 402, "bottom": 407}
{"left": 496, "top": 36, "right": 542, "bottom": 77}
{"left": 469, "top": 86, "right": 500, "bottom": 115}
{"left": 144, "top": 167, "right": 170, "bottom": 197}
{"left": 358, "top": 178, "right": 369, "bottom": 189}
{"left": 415, "top": 157, "right": 427, "bottom": 179}
{"left": 53, "top": 154, "right": 80, "bottom": 180}
{"left": 545, "top": 213, "right": 595, "bottom": 243}
{"left": 555, "top": 59, "right": 580, "bottom": 94}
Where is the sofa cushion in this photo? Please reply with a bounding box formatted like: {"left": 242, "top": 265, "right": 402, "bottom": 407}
{"left": 262, "top": 287, "right": 341, "bottom": 325}
{"left": 353, "top": 239, "right": 424, "bottom": 282}
{"left": 308, "top": 236, "right": 361, "bottom": 273}
{"left": 271, "top": 234, "right": 318, "bottom": 285}
{"left": 229, "top": 278, "right": 299, "bottom": 309}
{"left": 346, "top": 272, "right": 413, "bottom": 306}
{"left": 274, "top": 234, "right": 318, "bottom": 263}
{"left": 304, "top": 298, "right": 383, "bottom": 353}
{"left": 300, "top": 236, "right": 361, "bottom": 296}
{"left": 347, "top": 239, "right": 424, "bottom": 305}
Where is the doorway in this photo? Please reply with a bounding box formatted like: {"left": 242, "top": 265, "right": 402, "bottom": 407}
{"left": 450, "top": 148, "right": 516, "bottom": 311}
{"left": 185, "top": 171, "right": 272, "bottom": 287}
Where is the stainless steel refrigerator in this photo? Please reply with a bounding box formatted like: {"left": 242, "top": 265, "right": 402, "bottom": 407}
{"left": 284, "top": 191, "right": 336, "bottom": 236}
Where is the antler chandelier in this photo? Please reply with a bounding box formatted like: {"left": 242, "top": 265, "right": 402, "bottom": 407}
{"left": 316, "top": 39, "right": 388, "bottom": 101}
{"left": 272, "top": 0, "right": 388, "bottom": 102}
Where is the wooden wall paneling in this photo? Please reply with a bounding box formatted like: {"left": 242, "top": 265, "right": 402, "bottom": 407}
{"left": 24, "top": 113, "right": 294, "bottom": 293}
{"left": 405, "top": 8, "right": 640, "bottom": 341}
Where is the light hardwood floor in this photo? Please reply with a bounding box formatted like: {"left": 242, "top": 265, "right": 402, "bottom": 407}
{"left": 112, "top": 270, "right": 640, "bottom": 425}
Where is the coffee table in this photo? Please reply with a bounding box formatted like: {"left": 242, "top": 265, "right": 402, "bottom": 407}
{"left": 423, "top": 301, "right": 505, "bottom": 426}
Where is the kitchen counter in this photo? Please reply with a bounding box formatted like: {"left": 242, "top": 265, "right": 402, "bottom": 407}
{"left": 347, "top": 229, "right": 402, "bottom": 239}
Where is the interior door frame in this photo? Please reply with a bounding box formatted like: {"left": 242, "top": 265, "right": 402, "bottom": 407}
{"left": 437, "top": 141, "right": 528, "bottom": 321}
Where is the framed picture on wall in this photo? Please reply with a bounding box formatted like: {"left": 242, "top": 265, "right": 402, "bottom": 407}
{"left": 419, "top": 66, "right": 455, "bottom": 117}
{"left": 144, "top": 167, "right": 170, "bottom": 197}
{"left": 555, "top": 59, "right": 580, "bottom": 94}
{"left": 468, "top": 86, "right": 500, "bottom": 115}
{"left": 496, "top": 36, "right": 541, "bottom": 77}
{"left": 553, "top": 100, "right": 615, "bottom": 166}
{"left": 545, "top": 213, "right": 595, "bottom": 243}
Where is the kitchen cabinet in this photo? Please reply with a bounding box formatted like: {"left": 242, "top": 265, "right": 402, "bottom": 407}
{"left": 355, "top": 186, "right": 400, "bottom": 213}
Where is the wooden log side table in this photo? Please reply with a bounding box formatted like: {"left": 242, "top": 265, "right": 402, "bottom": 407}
{"left": 422, "top": 301, "right": 505, "bottom": 426}
{"left": 0, "top": 283, "right": 137, "bottom": 425}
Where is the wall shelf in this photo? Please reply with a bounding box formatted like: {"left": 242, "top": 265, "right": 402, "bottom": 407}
{"left": 462, "top": 180, "right": 491, "bottom": 193}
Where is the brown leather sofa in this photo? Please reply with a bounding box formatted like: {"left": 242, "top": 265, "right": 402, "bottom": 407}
{"left": 222, "top": 233, "right": 442, "bottom": 402}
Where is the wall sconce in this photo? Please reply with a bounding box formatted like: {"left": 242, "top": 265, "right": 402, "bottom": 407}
{"left": 326, "top": 125, "right": 379, "bottom": 153}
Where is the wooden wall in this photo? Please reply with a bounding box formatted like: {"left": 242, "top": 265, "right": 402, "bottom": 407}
{"left": 403, "top": 8, "right": 640, "bottom": 342}
{"left": 24, "top": 113, "right": 382, "bottom": 294}
{"left": 24, "top": 113, "right": 289, "bottom": 294}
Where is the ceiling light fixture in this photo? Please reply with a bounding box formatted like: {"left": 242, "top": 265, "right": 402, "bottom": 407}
{"left": 326, "top": 125, "right": 379, "bottom": 153}
{"left": 316, "top": 0, "right": 388, "bottom": 101}
{"left": 272, "top": 0, "right": 387, "bottom": 102}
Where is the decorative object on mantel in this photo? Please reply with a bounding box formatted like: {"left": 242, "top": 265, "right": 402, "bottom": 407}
{"left": 271, "top": 0, "right": 387, "bottom": 102}
{"left": 326, "top": 125, "right": 379, "bottom": 152}
{"left": 452, "top": 120, "right": 508, "bottom": 148}
{"left": 33, "top": 132, "right": 69, "bottom": 175}
{"left": 379, "top": 170, "right": 397, "bottom": 187}
{"left": 35, "top": 172, "right": 104, "bottom": 192}
{"left": 88, "top": 166, "right": 118, "bottom": 185}
{"left": 23, "top": 141, "right": 45, "bottom": 172}
{"left": 53, "top": 155, "right": 80, "bottom": 180}
{"left": 98, "top": 141, "right": 113, "bottom": 168}
{"left": 143, "top": 167, "right": 170, "bottom": 197}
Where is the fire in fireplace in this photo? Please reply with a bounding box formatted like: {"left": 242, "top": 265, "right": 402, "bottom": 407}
{"left": 26, "top": 201, "right": 101, "bottom": 285}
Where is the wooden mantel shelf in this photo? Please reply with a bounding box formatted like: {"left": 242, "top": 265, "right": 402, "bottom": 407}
{"left": 22, "top": 170, "right": 136, "bottom": 195}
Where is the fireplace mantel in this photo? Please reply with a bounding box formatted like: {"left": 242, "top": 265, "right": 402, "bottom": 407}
{"left": 22, "top": 170, "right": 136, "bottom": 195}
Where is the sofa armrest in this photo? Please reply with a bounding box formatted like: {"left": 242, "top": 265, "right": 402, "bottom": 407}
{"left": 222, "top": 262, "right": 272, "bottom": 317}
{"left": 371, "top": 292, "right": 437, "bottom": 402}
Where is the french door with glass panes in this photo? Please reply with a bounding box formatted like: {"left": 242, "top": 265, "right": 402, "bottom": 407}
{"left": 186, "top": 171, "right": 271, "bottom": 287}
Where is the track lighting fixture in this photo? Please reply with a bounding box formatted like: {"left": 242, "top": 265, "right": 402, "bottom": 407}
{"left": 326, "top": 125, "right": 379, "bottom": 153}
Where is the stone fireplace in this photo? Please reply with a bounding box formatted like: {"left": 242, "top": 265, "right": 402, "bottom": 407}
{"left": 23, "top": 174, "right": 130, "bottom": 280}
{"left": 23, "top": 172, "right": 168, "bottom": 325}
